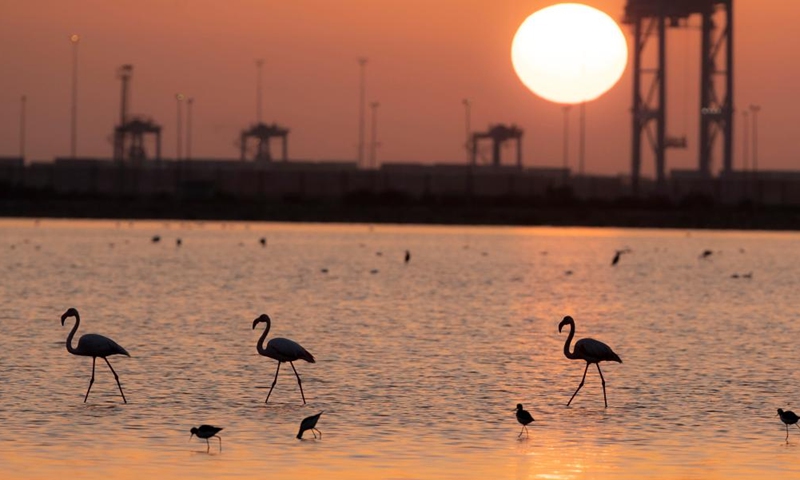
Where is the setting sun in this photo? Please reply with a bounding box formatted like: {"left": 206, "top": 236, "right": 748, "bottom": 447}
{"left": 511, "top": 3, "right": 628, "bottom": 104}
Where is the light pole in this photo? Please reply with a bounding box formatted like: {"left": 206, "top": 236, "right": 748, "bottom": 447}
{"left": 749, "top": 104, "right": 760, "bottom": 173}
{"left": 562, "top": 105, "right": 572, "bottom": 176}
{"left": 741, "top": 110, "right": 749, "bottom": 172}
{"left": 186, "top": 97, "right": 194, "bottom": 160}
{"left": 176, "top": 93, "right": 185, "bottom": 160}
{"left": 462, "top": 98, "right": 472, "bottom": 165}
{"left": 578, "top": 102, "right": 586, "bottom": 176}
{"left": 369, "top": 101, "right": 380, "bottom": 169}
{"left": 19, "top": 95, "right": 26, "bottom": 159}
{"left": 357, "top": 57, "right": 368, "bottom": 167}
{"left": 70, "top": 34, "right": 80, "bottom": 158}
{"left": 256, "top": 59, "right": 264, "bottom": 123}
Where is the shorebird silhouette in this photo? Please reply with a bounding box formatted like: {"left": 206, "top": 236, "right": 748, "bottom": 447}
{"left": 559, "top": 316, "right": 621, "bottom": 408}
{"left": 297, "top": 412, "right": 324, "bottom": 439}
{"left": 190, "top": 425, "right": 223, "bottom": 452}
{"left": 778, "top": 409, "right": 800, "bottom": 442}
{"left": 253, "top": 314, "right": 316, "bottom": 404}
{"left": 61, "top": 308, "right": 130, "bottom": 403}
{"left": 515, "top": 404, "right": 535, "bottom": 438}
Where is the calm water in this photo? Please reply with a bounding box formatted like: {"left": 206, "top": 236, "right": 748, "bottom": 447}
{"left": 1, "top": 219, "right": 799, "bottom": 479}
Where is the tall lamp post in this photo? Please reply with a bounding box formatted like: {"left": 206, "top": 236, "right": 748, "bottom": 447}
{"left": 578, "top": 102, "right": 586, "bottom": 176}
{"left": 186, "top": 97, "right": 194, "bottom": 160}
{"left": 19, "top": 95, "right": 26, "bottom": 159}
{"left": 749, "top": 104, "right": 760, "bottom": 173}
{"left": 741, "top": 110, "right": 749, "bottom": 172}
{"left": 369, "top": 101, "right": 380, "bottom": 169}
{"left": 357, "top": 57, "right": 368, "bottom": 167}
{"left": 562, "top": 105, "right": 572, "bottom": 178}
{"left": 462, "top": 98, "right": 472, "bottom": 165}
{"left": 70, "top": 34, "right": 80, "bottom": 158}
{"left": 176, "top": 93, "right": 185, "bottom": 160}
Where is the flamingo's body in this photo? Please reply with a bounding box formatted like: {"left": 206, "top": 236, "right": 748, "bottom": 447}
{"left": 190, "top": 425, "right": 223, "bottom": 452}
{"left": 559, "top": 315, "right": 621, "bottom": 408}
{"left": 253, "top": 314, "right": 315, "bottom": 404}
{"left": 61, "top": 308, "right": 129, "bottom": 403}
{"left": 778, "top": 409, "right": 800, "bottom": 442}
{"left": 515, "top": 404, "right": 534, "bottom": 438}
{"left": 297, "top": 411, "right": 324, "bottom": 439}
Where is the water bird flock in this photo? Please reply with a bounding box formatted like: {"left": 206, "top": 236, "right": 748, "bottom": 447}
{"left": 50, "top": 240, "right": 781, "bottom": 448}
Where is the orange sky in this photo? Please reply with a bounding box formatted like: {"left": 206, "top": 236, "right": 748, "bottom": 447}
{"left": 0, "top": 0, "right": 797, "bottom": 176}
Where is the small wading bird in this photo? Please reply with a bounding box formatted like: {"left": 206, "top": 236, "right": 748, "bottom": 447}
{"left": 259, "top": 237, "right": 267, "bottom": 247}
{"left": 405, "top": 250, "right": 411, "bottom": 263}
{"left": 297, "top": 412, "right": 324, "bottom": 439}
{"left": 611, "top": 248, "right": 631, "bottom": 266}
{"left": 515, "top": 404, "right": 535, "bottom": 438}
{"left": 253, "top": 314, "right": 316, "bottom": 404}
{"left": 61, "top": 308, "right": 130, "bottom": 403}
{"left": 778, "top": 409, "right": 800, "bottom": 442}
{"left": 190, "top": 425, "right": 223, "bottom": 452}
{"left": 559, "top": 316, "right": 621, "bottom": 408}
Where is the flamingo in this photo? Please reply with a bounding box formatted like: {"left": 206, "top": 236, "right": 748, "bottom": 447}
{"left": 778, "top": 409, "right": 800, "bottom": 442}
{"left": 60, "top": 308, "right": 130, "bottom": 403}
{"left": 297, "top": 412, "right": 324, "bottom": 439}
{"left": 559, "top": 315, "right": 621, "bottom": 408}
{"left": 190, "top": 425, "right": 223, "bottom": 452}
{"left": 252, "top": 314, "right": 316, "bottom": 404}
{"left": 515, "top": 404, "right": 535, "bottom": 438}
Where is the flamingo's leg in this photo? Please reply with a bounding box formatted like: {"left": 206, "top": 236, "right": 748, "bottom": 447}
{"left": 567, "top": 362, "right": 590, "bottom": 406}
{"left": 266, "top": 362, "right": 281, "bottom": 403}
{"left": 104, "top": 357, "right": 127, "bottom": 404}
{"left": 290, "top": 362, "right": 307, "bottom": 404}
{"left": 596, "top": 363, "right": 608, "bottom": 408}
{"left": 84, "top": 357, "right": 96, "bottom": 402}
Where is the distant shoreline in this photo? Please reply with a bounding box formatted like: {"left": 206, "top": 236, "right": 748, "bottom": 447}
{"left": 2, "top": 197, "right": 799, "bottom": 231}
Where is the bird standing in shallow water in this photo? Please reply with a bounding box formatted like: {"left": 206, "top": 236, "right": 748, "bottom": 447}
{"left": 515, "top": 404, "right": 534, "bottom": 438}
{"left": 559, "top": 315, "right": 621, "bottom": 408}
{"left": 297, "top": 412, "right": 324, "bottom": 439}
{"left": 778, "top": 409, "right": 800, "bottom": 442}
{"left": 61, "top": 308, "right": 130, "bottom": 403}
{"left": 190, "top": 425, "right": 223, "bottom": 452}
{"left": 253, "top": 314, "right": 316, "bottom": 404}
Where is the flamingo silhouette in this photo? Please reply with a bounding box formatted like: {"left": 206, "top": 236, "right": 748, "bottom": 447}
{"left": 559, "top": 315, "right": 621, "bottom": 408}
{"left": 61, "top": 308, "right": 130, "bottom": 403}
{"left": 252, "top": 314, "right": 315, "bottom": 404}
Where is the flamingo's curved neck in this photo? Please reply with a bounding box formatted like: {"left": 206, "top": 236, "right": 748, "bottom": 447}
{"left": 563, "top": 321, "right": 578, "bottom": 359}
{"left": 256, "top": 318, "right": 271, "bottom": 355}
{"left": 65, "top": 313, "right": 80, "bottom": 354}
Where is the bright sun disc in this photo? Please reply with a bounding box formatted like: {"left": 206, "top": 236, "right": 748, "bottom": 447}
{"left": 511, "top": 3, "right": 628, "bottom": 104}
